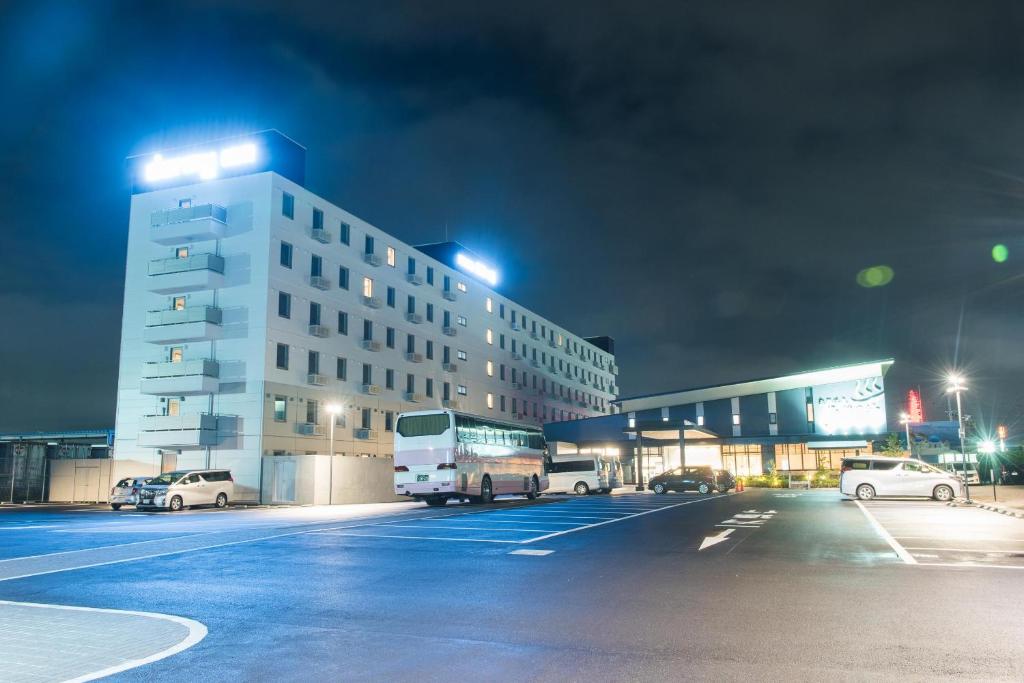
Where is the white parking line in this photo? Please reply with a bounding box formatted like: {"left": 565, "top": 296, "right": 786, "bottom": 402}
{"left": 509, "top": 549, "right": 554, "bottom": 556}
{"left": 314, "top": 531, "right": 520, "bottom": 544}
{"left": 854, "top": 500, "right": 917, "bottom": 565}
{"left": 527, "top": 495, "right": 725, "bottom": 543}
{"left": 378, "top": 524, "right": 556, "bottom": 533}
{"left": 903, "top": 547, "right": 1024, "bottom": 554}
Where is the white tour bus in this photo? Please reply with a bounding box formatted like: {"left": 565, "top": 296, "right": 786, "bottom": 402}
{"left": 545, "top": 453, "right": 621, "bottom": 495}
{"left": 394, "top": 409, "right": 549, "bottom": 506}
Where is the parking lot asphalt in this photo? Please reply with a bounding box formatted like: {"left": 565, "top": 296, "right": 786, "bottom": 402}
{"left": 2, "top": 490, "right": 1024, "bottom": 681}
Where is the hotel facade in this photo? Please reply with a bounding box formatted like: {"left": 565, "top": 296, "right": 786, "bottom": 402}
{"left": 113, "top": 131, "right": 619, "bottom": 502}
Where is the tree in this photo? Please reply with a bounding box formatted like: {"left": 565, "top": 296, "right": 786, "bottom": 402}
{"left": 881, "top": 432, "right": 907, "bottom": 457}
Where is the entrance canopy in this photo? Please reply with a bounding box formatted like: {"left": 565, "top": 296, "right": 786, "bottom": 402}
{"left": 623, "top": 420, "right": 718, "bottom": 443}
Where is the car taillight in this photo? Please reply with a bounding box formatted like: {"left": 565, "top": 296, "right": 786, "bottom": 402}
{"left": 132, "top": 487, "right": 139, "bottom": 494}
{"left": 437, "top": 463, "right": 457, "bottom": 470}
{"left": 394, "top": 465, "right": 409, "bottom": 472}
{"left": 841, "top": 465, "right": 852, "bottom": 472}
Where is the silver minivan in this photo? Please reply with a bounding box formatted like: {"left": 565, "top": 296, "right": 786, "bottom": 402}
{"left": 840, "top": 456, "right": 963, "bottom": 501}
{"left": 137, "top": 469, "right": 234, "bottom": 511}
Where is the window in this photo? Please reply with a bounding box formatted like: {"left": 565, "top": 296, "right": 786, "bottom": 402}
{"left": 386, "top": 286, "right": 396, "bottom": 308}
{"left": 306, "top": 399, "right": 319, "bottom": 424}
{"left": 443, "top": 382, "right": 451, "bottom": 400}
{"left": 769, "top": 412, "right": 777, "bottom": 425}
{"left": 697, "top": 415, "right": 705, "bottom": 426}
{"left": 280, "top": 242, "right": 293, "bottom": 268}
{"left": 486, "top": 297, "right": 493, "bottom": 313}
{"left": 499, "top": 364, "right": 506, "bottom": 381}
{"left": 396, "top": 413, "right": 450, "bottom": 437}
{"left": 385, "top": 411, "right": 394, "bottom": 432}
{"left": 457, "top": 349, "right": 468, "bottom": 361}
{"left": 177, "top": 198, "right": 192, "bottom": 209}
{"left": 499, "top": 334, "right": 505, "bottom": 350}
{"left": 486, "top": 360, "right": 494, "bottom": 377}
{"left": 362, "top": 319, "right": 373, "bottom": 341}
{"left": 406, "top": 373, "right": 415, "bottom": 393}
{"left": 386, "top": 327, "right": 395, "bottom": 349}
{"left": 486, "top": 329, "right": 493, "bottom": 344}
{"left": 166, "top": 399, "right": 180, "bottom": 416}
{"left": 732, "top": 414, "right": 740, "bottom": 426}
{"left": 276, "top": 343, "right": 289, "bottom": 369}
{"left": 307, "top": 350, "right": 319, "bottom": 374}
{"left": 312, "top": 207, "right": 324, "bottom": 230}
{"left": 337, "top": 311, "right": 348, "bottom": 335}
{"left": 443, "top": 310, "right": 452, "bottom": 327}
{"left": 426, "top": 266, "right": 434, "bottom": 285}
{"left": 310, "top": 254, "right": 323, "bottom": 278}
{"left": 173, "top": 296, "right": 186, "bottom": 310}
{"left": 457, "top": 384, "right": 468, "bottom": 396}
{"left": 282, "top": 191, "right": 294, "bottom": 219}
{"left": 407, "top": 256, "right": 416, "bottom": 275}
{"left": 361, "top": 407, "right": 372, "bottom": 429}
{"left": 278, "top": 292, "right": 291, "bottom": 318}
{"left": 806, "top": 403, "right": 815, "bottom": 422}
{"left": 339, "top": 222, "right": 350, "bottom": 245}
{"left": 457, "top": 315, "right": 467, "bottom": 327}
{"left": 486, "top": 393, "right": 494, "bottom": 409}
{"left": 499, "top": 303, "right": 505, "bottom": 319}
{"left": 362, "top": 277, "right": 373, "bottom": 298}
{"left": 176, "top": 246, "right": 189, "bottom": 259}
{"left": 443, "top": 275, "right": 451, "bottom": 292}
{"left": 457, "top": 281, "right": 467, "bottom": 292}
{"left": 273, "top": 397, "right": 287, "bottom": 422}
{"left": 407, "top": 295, "right": 416, "bottom": 314}
{"left": 386, "top": 368, "right": 395, "bottom": 389}
{"left": 169, "top": 347, "right": 183, "bottom": 363}
{"left": 336, "top": 357, "right": 347, "bottom": 380}
{"left": 425, "top": 340, "right": 434, "bottom": 360}
{"left": 365, "top": 235, "right": 375, "bottom": 255}
{"left": 500, "top": 395, "right": 506, "bottom": 412}
{"left": 406, "top": 334, "right": 415, "bottom": 354}
{"left": 362, "top": 363, "right": 373, "bottom": 385}
{"left": 338, "top": 266, "right": 349, "bottom": 290}
{"left": 426, "top": 303, "right": 434, "bottom": 322}
{"left": 309, "top": 301, "right": 321, "bottom": 326}
{"left": 386, "top": 246, "right": 396, "bottom": 267}
{"left": 425, "top": 378, "right": 434, "bottom": 397}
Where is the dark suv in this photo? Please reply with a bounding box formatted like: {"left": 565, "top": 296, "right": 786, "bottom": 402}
{"left": 649, "top": 465, "right": 723, "bottom": 494}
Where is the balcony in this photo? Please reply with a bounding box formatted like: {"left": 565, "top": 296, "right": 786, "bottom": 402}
{"left": 529, "top": 331, "right": 540, "bottom": 340}
{"left": 308, "top": 324, "right": 329, "bottom": 338}
{"left": 405, "top": 272, "right": 424, "bottom": 286}
{"left": 140, "top": 359, "right": 219, "bottom": 396}
{"left": 510, "top": 322, "right": 521, "bottom": 331}
{"left": 361, "top": 339, "right": 382, "bottom": 352}
{"left": 296, "top": 422, "right": 324, "bottom": 436}
{"left": 361, "top": 384, "right": 382, "bottom": 395}
{"left": 310, "top": 227, "right": 331, "bottom": 243}
{"left": 405, "top": 352, "right": 424, "bottom": 363}
{"left": 442, "top": 362, "right": 458, "bottom": 373}
{"left": 548, "top": 339, "right": 558, "bottom": 349}
{"left": 442, "top": 399, "right": 462, "bottom": 410}
{"left": 442, "top": 326, "right": 457, "bottom": 337}
{"left": 138, "top": 413, "right": 218, "bottom": 448}
{"left": 310, "top": 275, "right": 331, "bottom": 290}
{"left": 150, "top": 204, "right": 227, "bottom": 245}
{"left": 362, "top": 252, "right": 382, "bottom": 267}
{"left": 143, "top": 306, "right": 222, "bottom": 344}
{"left": 404, "top": 312, "right": 423, "bottom": 324}
{"left": 147, "top": 253, "right": 224, "bottom": 294}
{"left": 441, "top": 289, "right": 457, "bottom": 301}
{"left": 362, "top": 295, "right": 382, "bottom": 309}
{"left": 307, "top": 373, "right": 327, "bottom": 386}
{"left": 403, "top": 392, "right": 424, "bottom": 403}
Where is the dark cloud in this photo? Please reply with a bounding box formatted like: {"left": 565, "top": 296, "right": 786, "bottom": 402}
{"left": 1, "top": 0, "right": 1022, "bottom": 434}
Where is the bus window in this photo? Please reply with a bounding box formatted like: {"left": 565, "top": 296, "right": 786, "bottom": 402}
{"left": 396, "top": 413, "right": 450, "bottom": 437}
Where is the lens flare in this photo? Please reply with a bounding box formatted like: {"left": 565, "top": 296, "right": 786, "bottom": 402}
{"left": 856, "top": 265, "right": 894, "bottom": 288}
{"left": 992, "top": 244, "right": 1008, "bottom": 263}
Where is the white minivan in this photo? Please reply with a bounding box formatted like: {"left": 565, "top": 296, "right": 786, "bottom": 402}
{"left": 137, "top": 469, "right": 234, "bottom": 511}
{"left": 840, "top": 456, "right": 963, "bottom": 502}
{"left": 545, "top": 455, "right": 612, "bottom": 495}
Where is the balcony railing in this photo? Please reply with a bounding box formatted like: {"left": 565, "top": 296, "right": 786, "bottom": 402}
{"left": 442, "top": 289, "right": 457, "bottom": 301}
{"left": 307, "top": 373, "right": 327, "bottom": 386}
{"left": 137, "top": 413, "right": 219, "bottom": 448}
{"left": 354, "top": 428, "right": 377, "bottom": 440}
{"left": 309, "top": 324, "right": 329, "bottom": 338}
{"left": 311, "top": 228, "right": 331, "bottom": 243}
{"left": 143, "top": 306, "right": 223, "bottom": 344}
{"left": 442, "top": 399, "right": 462, "bottom": 410}
{"left": 363, "top": 252, "right": 382, "bottom": 267}
{"left": 362, "top": 296, "right": 382, "bottom": 309}
{"left": 150, "top": 204, "right": 227, "bottom": 244}
{"left": 140, "top": 359, "right": 219, "bottom": 396}
{"left": 361, "top": 384, "right": 381, "bottom": 395}
{"left": 405, "top": 272, "right": 424, "bottom": 286}
{"left": 403, "top": 392, "right": 424, "bottom": 403}
{"left": 297, "top": 422, "right": 324, "bottom": 436}
{"left": 442, "top": 362, "right": 458, "bottom": 373}
{"left": 442, "top": 326, "right": 457, "bottom": 337}
{"left": 145, "top": 305, "right": 222, "bottom": 327}
{"left": 148, "top": 253, "right": 224, "bottom": 277}
{"left": 361, "top": 339, "right": 382, "bottom": 352}
{"left": 405, "top": 352, "right": 424, "bottom": 363}
{"left": 310, "top": 276, "right": 331, "bottom": 290}
{"left": 405, "top": 312, "right": 423, "bottom": 324}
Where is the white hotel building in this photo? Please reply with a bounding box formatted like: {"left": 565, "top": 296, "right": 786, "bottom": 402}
{"left": 113, "top": 131, "right": 619, "bottom": 502}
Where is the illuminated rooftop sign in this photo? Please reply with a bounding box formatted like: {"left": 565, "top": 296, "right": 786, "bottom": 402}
{"left": 129, "top": 130, "right": 306, "bottom": 194}
{"left": 455, "top": 252, "right": 499, "bottom": 286}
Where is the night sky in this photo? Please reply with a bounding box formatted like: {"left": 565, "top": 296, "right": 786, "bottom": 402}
{"left": 2, "top": 1, "right": 1022, "bottom": 436}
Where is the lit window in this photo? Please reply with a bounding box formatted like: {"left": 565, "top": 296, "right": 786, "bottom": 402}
{"left": 697, "top": 415, "right": 705, "bottom": 426}
{"left": 732, "top": 414, "right": 740, "bottom": 426}
{"left": 457, "top": 281, "right": 467, "bottom": 292}
{"left": 487, "top": 393, "right": 494, "bottom": 409}
{"left": 457, "top": 384, "right": 468, "bottom": 396}
{"left": 457, "top": 350, "right": 468, "bottom": 361}
{"left": 273, "top": 397, "right": 287, "bottom": 422}
{"left": 557, "top": 334, "right": 563, "bottom": 347}
{"left": 486, "top": 329, "right": 493, "bottom": 345}
{"left": 362, "top": 277, "right": 373, "bottom": 298}
{"left": 486, "top": 297, "right": 493, "bottom": 313}
{"left": 628, "top": 417, "right": 636, "bottom": 428}
{"left": 386, "top": 246, "right": 396, "bottom": 267}
{"left": 806, "top": 403, "right": 815, "bottom": 422}
{"left": 176, "top": 247, "right": 189, "bottom": 259}
{"left": 457, "top": 315, "right": 467, "bottom": 326}
{"left": 166, "top": 399, "right": 180, "bottom": 416}
{"left": 173, "top": 296, "right": 186, "bottom": 311}
{"left": 487, "top": 360, "right": 494, "bottom": 377}
{"left": 169, "top": 347, "right": 183, "bottom": 363}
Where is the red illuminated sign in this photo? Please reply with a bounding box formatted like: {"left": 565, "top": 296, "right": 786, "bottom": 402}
{"left": 906, "top": 389, "right": 924, "bottom": 423}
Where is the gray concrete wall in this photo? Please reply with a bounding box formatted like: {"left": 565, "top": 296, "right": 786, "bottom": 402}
{"left": 48, "top": 459, "right": 115, "bottom": 503}
{"left": 260, "top": 454, "right": 403, "bottom": 505}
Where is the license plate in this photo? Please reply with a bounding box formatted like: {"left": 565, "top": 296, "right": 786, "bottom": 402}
{"left": 417, "top": 474, "right": 429, "bottom": 482}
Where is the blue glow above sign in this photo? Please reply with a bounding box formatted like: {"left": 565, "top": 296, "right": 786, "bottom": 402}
{"left": 144, "top": 141, "right": 259, "bottom": 183}
{"left": 455, "top": 252, "right": 499, "bottom": 286}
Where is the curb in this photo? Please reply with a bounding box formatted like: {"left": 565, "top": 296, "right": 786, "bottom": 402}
{"left": 946, "top": 500, "right": 1024, "bottom": 518}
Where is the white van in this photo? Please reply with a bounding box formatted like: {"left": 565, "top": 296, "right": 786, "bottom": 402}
{"left": 839, "top": 456, "right": 963, "bottom": 502}
{"left": 545, "top": 455, "right": 611, "bottom": 495}
{"left": 941, "top": 461, "right": 981, "bottom": 485}
{"left": 137, "top": 469, "right": 234, "bottom": 511}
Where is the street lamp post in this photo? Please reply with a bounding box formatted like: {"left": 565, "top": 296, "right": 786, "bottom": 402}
{"left": 946, "top": 375, "right": 971, "bottom": 503}
{"left": 899, "top": 412, "right": 913, "bottom": 459}
{"left": 326, "top": 403, "right": 341, "bottom": 505}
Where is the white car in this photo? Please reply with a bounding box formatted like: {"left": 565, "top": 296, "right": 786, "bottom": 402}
{"left": 137, "top": 469, "right": 234, "bottom": 511}
{"left": 109, "top": 476, "right": 153, "bottom": 510}
{"left": 545, "top": 455, "right": 613, "bottom": 495}
{"left": 941, "top": 462, "right": 981, "bottom": 485}
{"left": 840, "top": 456, "right": 963, "bottom": 502}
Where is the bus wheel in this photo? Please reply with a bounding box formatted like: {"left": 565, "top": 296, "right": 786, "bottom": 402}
{"left": 526, "top": 476, "right": 539, "bottom": 500}
{"left": 480, "top": 476, "right": 494, "bottom": 504}
{"left": 574, "top": 481, "right": 590, "bottom": 496}
{"left": 425, "top": 496, "right": 447, "bottom": 507}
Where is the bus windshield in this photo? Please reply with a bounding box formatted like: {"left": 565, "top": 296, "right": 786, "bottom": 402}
{"left": 396, "top": 413, "right": 450, "bottom": 438}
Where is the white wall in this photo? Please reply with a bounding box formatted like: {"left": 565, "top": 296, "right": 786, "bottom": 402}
{"left": 260, "top": 454, "right": 402, "bottom": 505}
